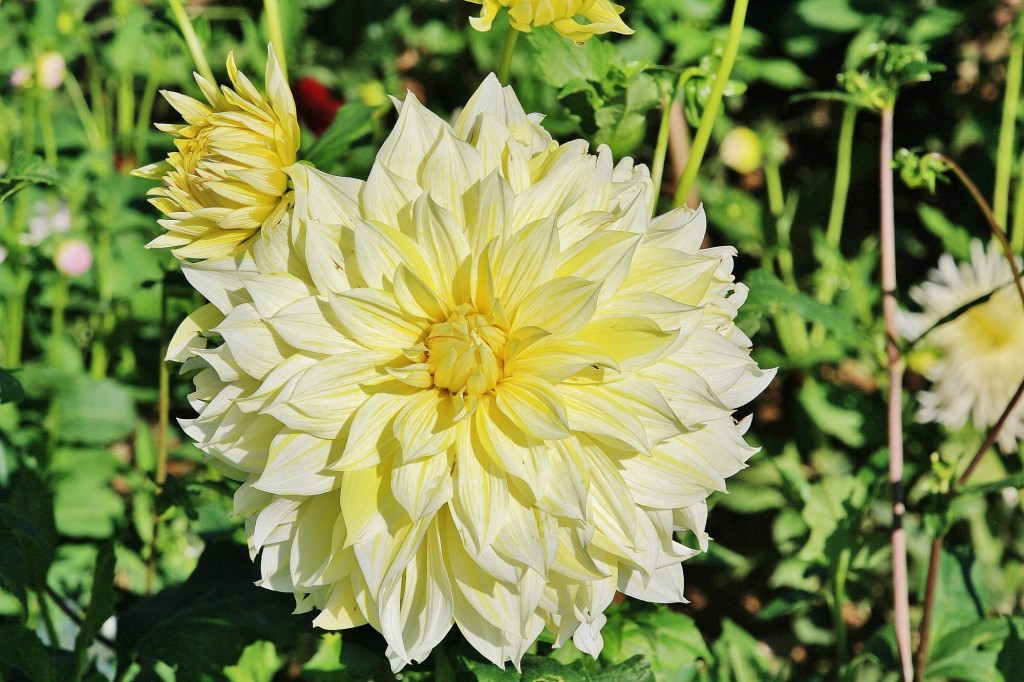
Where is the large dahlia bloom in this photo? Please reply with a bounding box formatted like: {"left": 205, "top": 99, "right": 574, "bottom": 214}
{"left": 134, "top": 47, "right": 298, "bottom": 260}
{"left": 171, "top": 75, "right": 772, "bottom": 669}
{"left": 467, "top": 0, "right": 632, "bottom": 43}
{"left": 902, "top": 240, "right": 1024, "bottom": 452}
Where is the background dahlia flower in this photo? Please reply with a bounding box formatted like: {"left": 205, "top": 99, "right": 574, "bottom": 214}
{"left": 170, "top": 74, "right": 772, "bottom": 670}
{"left": 901, "top": 239, "right": 1024, "bottom": 452}
{"left": 134, "top": 46, "right": 298, "bottom": 261}
{"left": 467, "top": 0, "right": 632, "bottom": 43}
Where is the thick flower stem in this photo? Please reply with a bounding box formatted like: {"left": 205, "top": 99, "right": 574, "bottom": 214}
{"left": 833, "top": 546, "right": 852, "bottom": 673}
{"left": 827, "top": 105, "right": 857, "bottom": 250}
{"left": 497, "top": 26, "right": 520, "bottom": 85}
{"left": 50, "top": 276, "right": 68, "bottom": 364}
{"left": 167, "top": 0, "right": 216, "bottom": 85}
{"left": 1012, "top": 150, "right": 1024, "bottom": 253}
{"left": 649, "top": 88, "right": 675, "bottom": 216}
{"left": 264, "top": 0, "right": 289, "bottom": 82}
{"left": 994, "top": 17, "right": 1024, "bottom": 231}
{"left": 5, "top": 271, "right": 29, "bottom": 368}
{"left": 146, "top": 281, "right": 171, "bottom": 595}
{"left": 880, "top": 106, "right": 913, "bottom": 682}
{"left": 672, "top": 0, "right": 748, "bottom": 207}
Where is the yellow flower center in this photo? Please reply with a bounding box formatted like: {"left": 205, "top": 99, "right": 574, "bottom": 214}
{"left": 958, "top": 288, "right": 1022, "bottom": 350}
{"left": 181, "top": 133, "right": 212, "bottom": 178}
{"left": 425, "top": 304, "right": 507, "bottom": 396}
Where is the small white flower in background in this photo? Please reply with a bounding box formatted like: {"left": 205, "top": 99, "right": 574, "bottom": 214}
{"left": 23, "top": 201, "right": 72, "bottom": 246}
{"left": 0, "top": 247, "right": 8, "bottom": 265}
{"left": 36, "top": 51, "right": 66, "bottom": 90}
{"left": 901, "top": 239, "right": 1024, "bottom": 452}
{"left": 54, "top": 239, "right": 93, "bottom": 277}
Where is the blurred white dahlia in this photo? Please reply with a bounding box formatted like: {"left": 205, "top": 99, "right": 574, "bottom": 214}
{"left": 134, "top": 46, "right": 298, "bottom": 261}
{"left": 901, "top": 239, "right": 1024, "bottom": 452}
{"left": 170, "top": 74, "right": 773, "bottom": 670}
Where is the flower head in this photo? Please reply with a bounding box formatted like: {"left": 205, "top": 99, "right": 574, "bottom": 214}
{"left": 172, "top": 75, "right": 771, "bottom": 670}
{"left": 134, "top": 46, "right": 299, "bottom": 261}
{"left": 467, "top": 0, "right": 632, "bottom": 43}
{"left": 901, "top": 240, "right": 1024, "bottom": 452}
{"left": 36, "top": 52, "right": 66, "bottom": 90}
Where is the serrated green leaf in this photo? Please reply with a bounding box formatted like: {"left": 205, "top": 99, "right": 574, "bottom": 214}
{"left": 797, "top": 378, "right": 864, "bottom": 447}
{"left": 529, "top": 29, "right": 616, "bottom": 88}
{"left": 592, "top": 655, "right": 656, "bottom": 682}
{"left": 602, "top": 604, "right": 709, "bottom": 680}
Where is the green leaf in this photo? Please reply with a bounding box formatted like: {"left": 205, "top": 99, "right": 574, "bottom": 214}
{"left": 708, "top": 620, "right": 776, "bottom": 681}
{"left": 602, "top": 604, "right": 709, "bottom": 680}
{"left": 916, "top": 205, "right": 973, "bottom": 262}
{"left": 927, "top": 618, "right": 1008, "bottom": 682}
{"left": 797, "top": 378, "right": 865, "bottom": 447}
{"left": 797, "top": 475, "right": 869, "bottom": 568}
{"left": 521, "top": 655, "right": 587, "bottom": 682}
{"left": 996, "top": 617, "right": 1024, "bottom": 682}
{"left": 0, "top": 470, "right": 57, "bottom": 602}
{"left": 742, "top": 269, "right": 863, "bottom": 345}
{"left": 796, "top": 0, "right": 868, "bottom": 32}
{"left": 529, "top": 29, "right": 616, "bottom": 88}
{"left": 591, "top": 655, "right": 656, "bottom": 682}
{"left": 303, "top": 102, "right": 377, "bottom": 170}
{"left": 72, "top": 543, "right": 116, "bottom": 681}
{"left": 928, "top": 546, "right": 989, "bottom": 647}
{"left": 224, "top": 641, "right": 282, "bottom": 682}
{"left": 116, "top": 541, "right": 301, "bottom": 678}
{"left": 0, "top": 623, "right": 56, "bottom": 682}
{"left": 52, "top": 377, "right": 137, "bottom": 445}
{"left": 50, "top": 448, "right": 125, "bottom": 538}
{"left": 0, "top": 153, "right": 60, "bottom": 203}
{"left": 0, "top": 368, "right": 25, "bottom": 404}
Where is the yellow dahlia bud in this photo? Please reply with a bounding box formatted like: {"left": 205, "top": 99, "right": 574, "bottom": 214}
{"left": 467, "top": 0, "right": 632, "bottom": 43}
{"left": 134, "top": 46, "right": 299, "bottom": 260}
{"left": 719, "top": 126, "right": 763, "bottom": 174}
{"left": 172, "top": 75, "right": 771, "bottom": 671}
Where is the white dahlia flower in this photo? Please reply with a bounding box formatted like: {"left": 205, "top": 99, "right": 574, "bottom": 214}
{"left": 170, "top": 74, "right": 773, "bottom": 670}
{"left": 902, "top": 239, "right": 1024, "bottom": 452}
{"left": 134, "top": 47, "right": 298, "bottom": 261}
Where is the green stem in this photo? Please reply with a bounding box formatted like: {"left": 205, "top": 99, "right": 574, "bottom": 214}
{"left": 649, "top": 89, "right": 675, "bottom": 217}
{"left": 672, "top": 0, "right": 748, "bottom": 207}
{"left": 1013, "top": 149, "right": 1024, "bottom": 253}
{"left": 167, "top": 0, "right": 216, "bottom": 84}
{"left": 36, "top": 590, "right": 59, "bottom": 649}
{"left": 64, "top": 73, "right": 105, "bottom": 151}
{"left": 994, "top": 21, "right": 1024, "bottom": 231}
{"left": 38, "top": 93, "right": 58, "bottom": 167}
{"left": 146, "top": 282, "right": 171, "bottom": 595}
{"left": 5, "top": 271, "right": 30, "bottom": 368}
{"left": 826, "top": 104, "right": 857, "bottom": 250}
{"left": 764, "top": 157, "right": 785, "bottom": 218}
{"left": 264, "top": 0, "right": 289, "bottom": 81}
{"left": 50, "top": 276, "right": 68, "bottom": 364}
{"left": 496, "top": 27, "right": 520, "bottom": 85}
{"left": 135, "top": 56, "right": 164, "bottom": 164}
{"left": 833, "top": 547, "right": 852, "bottom": 673}
{"left": 116, "top": 73, "right": 135, "bottom": 151}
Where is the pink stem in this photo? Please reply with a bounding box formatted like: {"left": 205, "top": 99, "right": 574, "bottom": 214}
{"left": 880, "top": 106, "right": 913, "bottom": 682}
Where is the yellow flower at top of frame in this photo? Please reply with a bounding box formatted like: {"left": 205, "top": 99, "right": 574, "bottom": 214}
{"left": 134, "top": 46, "right": 299, "bottom": 261}
{"left": 467, "top": 0, "right": 633, "bottom": 43}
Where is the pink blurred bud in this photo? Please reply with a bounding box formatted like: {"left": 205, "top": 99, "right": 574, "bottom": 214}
{"left": 36, "top": 52, "right": 66, "bottom": 90}
{"left": 10, "top": 67, "right": 31, "bottom": 88}
{"left": 54, "top": 239, "right": 93, "bottom": 277}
